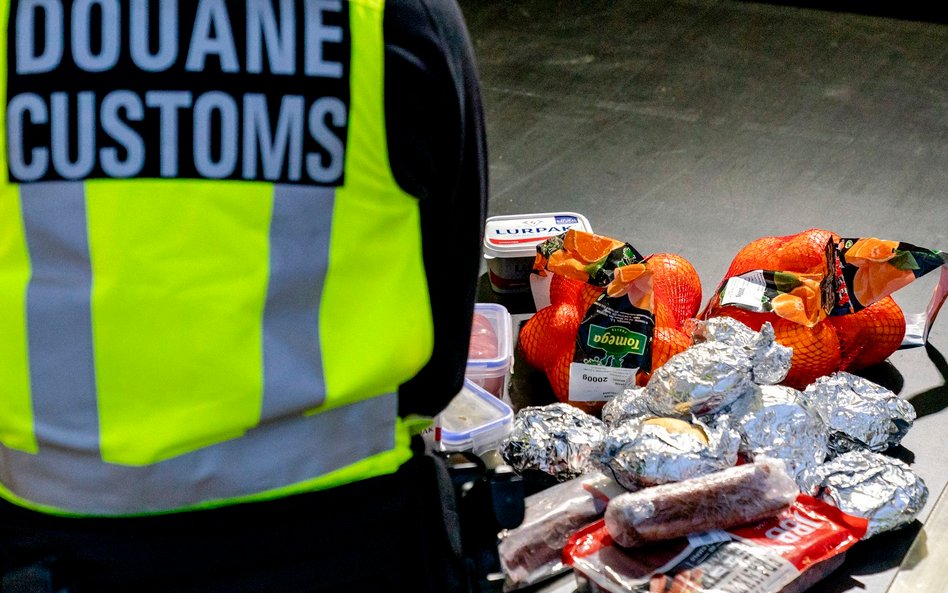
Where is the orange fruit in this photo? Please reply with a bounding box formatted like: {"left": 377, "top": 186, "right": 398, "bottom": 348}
{"left": 709, "top": 308, "right": 840, "bottom": 388}
{"left": 529, "top": 250, "right": 699, "bottom": 407}
{"left": 654, "top": 299, "right": 677, "bottom": 330}
{"left": 651, "top": 325, "right": 691, "bottom": 369}
{"left": 828, "top": 296, "right": 905, "bottom": 371}
{"left": 706, "top": 229, "right": 918, "bottom": 389}
{"left": 549, "top": 273, "right": 584, "bottom": 306}
{"left": 847, "top": 297, "right": 906, "bottom": 370}
{"left": 725, "top": 229, "right": 838, "bottom": 279}
{"left": 518, "top": 304, "right": 581, "bottom": 370}
{"left": 771, "top": 318, "right": 841, "bottom": 389}
{"left": 548, "top": 273, "right": 604, "bottom": 313}
{"left": 563, "top": 230, "right": 622, "bottom": 263}
{"left": 547, "top": 349, "right": 573, "bottom": 402}
{"left": 725, "top": 235, "right": 784, "bottom": 276}
{"left": 648, "top": 253, "right": 703, "bottom": 325}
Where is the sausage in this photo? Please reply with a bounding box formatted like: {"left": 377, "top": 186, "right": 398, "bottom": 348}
{"left": 498, "top": 471, "right": 626, "bottom": 589}
{"left": 604, "top": 458, "right": 797, "bottom": 548}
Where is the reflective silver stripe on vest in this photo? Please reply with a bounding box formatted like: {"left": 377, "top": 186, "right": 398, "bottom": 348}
{"left": 20, "top": 182, "right": 101, "bottom": 455}
{"left": 0, "top": 182, "right": 398, "bottom": 515}
{"left": 262, "top": 184, "right": 333, "bottom": 416}
{"left": 0, "top": 392, "right": 397, "bottom": 514}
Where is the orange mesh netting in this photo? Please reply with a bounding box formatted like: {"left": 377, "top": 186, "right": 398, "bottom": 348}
{"left": 520, "top": 252, "right": 700, "bottom": 412}
{"left": 705, "top": 229, "right": 907, "bottom": 389}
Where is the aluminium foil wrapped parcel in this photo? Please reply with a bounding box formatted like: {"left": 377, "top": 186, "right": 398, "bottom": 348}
{"left": 687, "top": 318, "right": 792, "bottom": 385}
{"left": 601, "top": 387, "right": 653, "bottom": 426}
{"left": 736, "top": 384, "right": 829, "bottom": 485}
{"left": 802, "top": 372, "right": 916, "bottom": 454}
{"left": 599, "top": 416, "right": 740, "bottom": 490}
{"left": 501, "top": 403, "right": 606, "bottom": 481}
{"left": 644, "top": 341, "right": 761, "bottom": 418}
{"left": 800, "top": 449, "right": 928, "bottom": 538}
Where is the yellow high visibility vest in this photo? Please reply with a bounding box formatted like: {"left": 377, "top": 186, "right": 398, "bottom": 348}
{"left": 0, "top": 0, "right": 433, "bottom": 516}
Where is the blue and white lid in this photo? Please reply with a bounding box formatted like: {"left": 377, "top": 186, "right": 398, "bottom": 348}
{"left": 437, "top": 379, "right": 514, "bottom": 454}
{"left": 483, "top": 212, "right": 592, "bottom": 259}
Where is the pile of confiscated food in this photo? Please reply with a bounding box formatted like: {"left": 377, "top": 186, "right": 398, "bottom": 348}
{"left": 480, "top": 226, "right": 948, "bottom": 593}
{"left": 499, "top": 318, "right": 925, "bottom": 593}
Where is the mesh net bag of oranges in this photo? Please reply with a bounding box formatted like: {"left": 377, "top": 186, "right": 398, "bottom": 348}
{"left": 520, "top": 228, "right": 946, "bottom": 411}
{"left": 702, "top": 229, "right": 948, "bottom": 389}
{"left": 520, "top": 230, "right": 701, "bottom": 414}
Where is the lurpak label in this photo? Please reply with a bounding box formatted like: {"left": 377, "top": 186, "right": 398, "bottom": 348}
{"left": 486, "top": 215, "right": 583, "bottom": 246}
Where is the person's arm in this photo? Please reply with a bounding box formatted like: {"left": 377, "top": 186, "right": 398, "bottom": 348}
{"left": 385, "top": 0, "right": 489, "bottom": 418}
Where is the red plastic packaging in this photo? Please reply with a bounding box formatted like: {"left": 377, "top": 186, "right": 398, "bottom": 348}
{"left": 565, "top": 494, "right": 867, "bottom": 593}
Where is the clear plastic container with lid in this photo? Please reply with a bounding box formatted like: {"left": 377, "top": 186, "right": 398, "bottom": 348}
{"left": 483, "top": 212, "right": 593, "bottom": 307}
{"left": 466, "top": 303, "right": 514, "bottom": 399}
{"left": 436, "top": 379, "right": 514, "bottom": 454}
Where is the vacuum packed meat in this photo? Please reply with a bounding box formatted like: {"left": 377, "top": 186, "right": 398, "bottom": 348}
{"left": 604, "top": 458, "right": 798, "bottom": 548}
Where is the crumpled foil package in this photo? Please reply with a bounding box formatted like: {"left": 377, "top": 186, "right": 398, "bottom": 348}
{"left": 687, "top": 317, "right": 792, "bottom": 385}
{"left": 800, "top": 449, "right": 928, "bottom": 538}
{"left": 599, "top": 415, "right": 740, "bottom": 490}
{"left": 601, "top": 387, "right": 652, "bottom": 426}
{"left": 802, "top": 372, "right": 916, "bottom": 454}
{"left": 501, "top": 403, "right": 606, "bottom": 481}
{"left": 644, "top": 341, "right": 761, "bottom": 418}
{"left": 736, "top": 384, "right": 829, "bottom": 485}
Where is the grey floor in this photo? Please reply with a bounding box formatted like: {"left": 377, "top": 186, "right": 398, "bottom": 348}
{"left": 460, "top": 1, "right": 948, "bottom": 592}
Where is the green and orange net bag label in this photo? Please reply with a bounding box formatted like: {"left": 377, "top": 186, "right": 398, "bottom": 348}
{"left": 837, "top": 238, "right": 948, "bottom": 312}
{"left": 533, "top": 229, "right": 641, "bottom": 285}
{"left": 709, "top": 237, "right": 837, "bottom": 327}
{"left": 571, "top": 262, "right": 658, "bottom": 402}
{"left": 533, "top": 230, "right": 654, "bottom": 402}
{"left": 838, "top": 238, "right": 948, "bottom": 346}
{"left": 715, "top": 270, "right": 833, "bottom": 327}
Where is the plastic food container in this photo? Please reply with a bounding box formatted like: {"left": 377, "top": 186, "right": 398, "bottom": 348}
{"left": 436, "top": 379, "right": 514, "bottom": 454}
{"left": 467, "top": 303, "right": 514, "bottom": 399}
{"left": 483, "top": 212, "right": 593, "bottom": 297}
